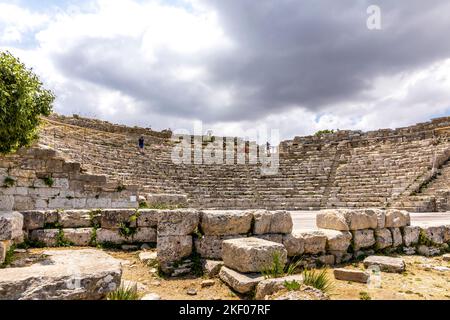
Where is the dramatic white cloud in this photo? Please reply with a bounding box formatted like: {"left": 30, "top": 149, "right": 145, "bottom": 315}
{"left": 1, "top": 0, "right": 449, "bottom": 142}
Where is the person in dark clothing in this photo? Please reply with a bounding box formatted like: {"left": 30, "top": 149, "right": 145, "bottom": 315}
{"left": 138, "top": 136, "right": 145, "bottom": 154}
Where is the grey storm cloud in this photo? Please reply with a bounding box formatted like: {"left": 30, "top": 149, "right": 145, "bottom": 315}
{"left": 51, "top": 0, "right": 450, "bottom": 123}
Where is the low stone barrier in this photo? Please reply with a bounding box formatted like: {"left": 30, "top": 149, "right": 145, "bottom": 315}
{"left": 0, "top": 211, "right": 23, "bottom": 264}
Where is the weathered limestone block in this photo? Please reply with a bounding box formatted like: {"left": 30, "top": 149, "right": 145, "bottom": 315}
{"left": 375, "top": 228, "right": 392, "bottom": 250}
{"left": 333, "top": 268, "right": 369, "bottom": 283}
{"left": 0, "top": 249, "right": 122, "bottom": 300}
{"left": 139, "top": 251, "right": 157, "bottom": 265}
{"left": 58, "top": 210, "right": 92, "bottom": 228}
{"left": 252, "top": 210, "right": 293, "bottom": 234}
{"left": 22, "top": 211, "right": 46, "bottom": 230}
{"left": 320, "top": 229, "right": 352, "bottom": 252}
{"left": 0, "top": 196, "right": 14, "bottom": 211}
{"left": 1, "top": 240, "right": 12, "bottom": 264}
{"left": 443, "top": 226, "right": 450, "bottom": 243}
{"left": 442, "top": 254, "right": 450, "bottom": 262}
{"left": 157, "top": 210, "right": 199, "bottom": 236}
{"left": 282, "top": 232, "right": 305, "bottom": 257}
{"left": 266, "top": 286, "right": 329, "bottom": 300}
{"left": 219, "top": 266, "right": 264, "bottom": 294}
{"left": 255, "top": 275, "right": 303, "bottom": 300}
{"left": 96, "top": 228, "right": 130, "bottom": 244}
{"left": 422, "top": 226, "right": 445, "bottom": 245}
{"left": 363, "top": 256, "right": 406, "bottom": 273}
{"left": 200, "top": 210, "right": 252, "bottom": 236}
{"left": 132, "top": 227, "right": 156, "bottom": 243}
{"left": 402, "top": 226, "right": 420, "bottom": 247}
{"left": 417, "top": 245, "right": 441, "bottom": 257}
{"left": 63, "top": 228, "right": 93, "bottom": 246}
{"left": 30, "top": 229, "right": 59, "bottom": 247}
{"left": 301, "top": 231, "right": 327, "bottom": 254}
{"left": 316, "top": 209, "right": 378, "bottom": 231}
{"left": 0, "top": 212, "right": 23, "bottom": 241}
{"left": 352, "top": 230, "right": 375, "bottom": 251}
{"left": 385, "top": 209, "right": 410, "bottom": 228}
{"left": 136, "top": 210, "right": 159, "bottom": 228}
{"left": 390, "top": 228, "right": 403, "bottom": 247}
{"left": 100, "top": 209, "right": 137, "bottom": 229}
{"left": 222, "top": 237, "right": 287, "bottom": 273}
{"left": 202, "top": 260, "right": 224, "bottom": 278}
{"left": 194, "top": 235, "right": 244, "bottom": 259}
{"left": 255, "top": 234, "right": 283, "bottom": 244}
{"left": 157, "top": 235, "right": 193, "bottom": 273}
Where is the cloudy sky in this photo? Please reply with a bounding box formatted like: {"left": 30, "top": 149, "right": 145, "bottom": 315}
{"left": 1, "top": 0, "right": 450, "bottom": 141}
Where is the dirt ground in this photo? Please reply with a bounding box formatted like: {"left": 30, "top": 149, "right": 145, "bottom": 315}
{"left": 16, "top": 248, "right": 450, "bottom": 300}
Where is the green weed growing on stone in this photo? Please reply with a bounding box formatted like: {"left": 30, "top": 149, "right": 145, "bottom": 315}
{"left": 302, "top": 269, "right": 333, "bottom": 293}
{"left": 3, "top": 176, "right": 15, "bottom": 188}
{"left": 107, "top": 284, "right": 140, "bottom": 300}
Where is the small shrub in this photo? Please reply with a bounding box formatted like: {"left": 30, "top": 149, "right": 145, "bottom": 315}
{"left": 56, "top": 229, "right": 74, "bottom": 247}
{"left": 138, "top": 201, "right": 149, "bottom": 209}
{"left": 314, "top": 129, "right": 335, "bottom": 137}
{"left": 89, "top": 228, "right": 98, "bottom": 247}
{"left": 118, "top": 221, "right": 137, "bottom": 239}
{"left": 107, "top": 284, "right": 140, "bottom": 300}
{"left": 359, "top": 291, "right": 371, "bottom": 300}
{"left": 284, "top": 280, "right": 301, "bottom": 291}
{"left": 42, "top": 176, "right": 54, "bottom": 187}
{"left": 302, "top": 269, "right": 333, "bottom": 293}
{"left": 262, "top": 252, "right": 285, "bottom": 278}
{"left": 116, "top": 185, "right": 126, "bottom": 192}
{"left": 3, "top": 176, "right": 15, "bottom": 188}
{"left": 418, "top": 230, "right": 434, "bottom": 247}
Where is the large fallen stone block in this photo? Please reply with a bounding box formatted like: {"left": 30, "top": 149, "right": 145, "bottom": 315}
{"left": 385, "top": 210, "right": 410, "bottom": 228}
{"left": 0, "top": 211, "right": 23, "bottom": 241}
{"left": 316, "top": 209, "right": 379, "bottom": 231}
{"left": 100, "top": 209, "right": 137, "bottom": 229}
{"left": 0, "top": 249, "right": 122, "bottom": 300}
{"left": 375, "top": 228, "right": 392, "bottom": 250}
{"left": 219, "top": 266, "right": 264, "bottom": 294}
{"left": 194, "top": 235, "right": 244, "bottom": 259}
{"left": 157, "top": 235, "right": 193, "bottom": 274}
{"left": 282, "top": 232, "right": 305, "bottom": 257}
{"left": 157, "top": 210, "right": 199, "bottom": 236}
{"left": 255, "top": 274, "right": 303, "bottom": 300}
{"left": 363, "top": 256, "right": 406, "bottom": 273}
{"left": 252, "top": 210, "right": 293, "bottom": 234}
{"left": 352, "top": 230, "right": 375, "bottom": 251}
{"left": 222, "top": 237, "right": 287, "bottom": 273}
{"left": 200, "top": 210, "right": 252, "bottom": 236}
{"left": 402, "top": 226, "right": 420, "bottom": 247}
{"left": 333, "top": 268, "right": 369, "bottom": 283}
{"left": 266, "top": 286, "right": 329, "bottom": 300}
{"left": 58, "top": 210, "right": 92, "bottom": 228}
{"left": 417, "top": 245, "right": 441, "bottom": 257}
{"left": 63, "top": 228, "right": 93, "bottom": 246}
{"left": 320, "top": 229, "right": 352, "bottom": 252}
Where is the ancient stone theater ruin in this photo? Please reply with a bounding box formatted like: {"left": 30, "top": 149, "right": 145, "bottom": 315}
{"left": 1, "top": 114, "right": 450, "bottom": 300}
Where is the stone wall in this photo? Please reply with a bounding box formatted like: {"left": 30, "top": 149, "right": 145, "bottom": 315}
{"left": 0, "top": 146, "right": 138, "bottom": 211}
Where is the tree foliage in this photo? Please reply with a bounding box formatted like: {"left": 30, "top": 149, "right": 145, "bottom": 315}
{"left": 0, "top": 51, "right": 54, "bottom": 154}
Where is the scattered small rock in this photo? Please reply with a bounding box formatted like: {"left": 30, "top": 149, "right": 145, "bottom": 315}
{"left": 141, "top": 293, "right": 161, "bottom": 300}
{"left": 186, "top": 288, "right": 198, "bottom": 296}
{"left": 14, "top": 249, "right": 27, "bottom": 254}
{"left": 201, "top": 280, "right": 215, "bottom": 288}
{"left": 139, "top": 251, "right": 157, "bottom": 264}
{"left": 150, "top": 280, "right": 161, "bottom": 287}
{"left": 442, "top": 254, "right": 450, "bottom": 262}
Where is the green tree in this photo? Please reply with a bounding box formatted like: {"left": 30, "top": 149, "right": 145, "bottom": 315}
{"left": 0, "top": 51, "right": 54, "bottom": 154}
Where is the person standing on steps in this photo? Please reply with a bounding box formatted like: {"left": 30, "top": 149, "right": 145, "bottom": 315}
{"left": 138, "top": 135, "right": 145, "bottom": 154}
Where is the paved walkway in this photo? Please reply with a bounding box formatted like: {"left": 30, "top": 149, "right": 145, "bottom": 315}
{"left": 291, "top": 211, "right": 450, "bottom": 231}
